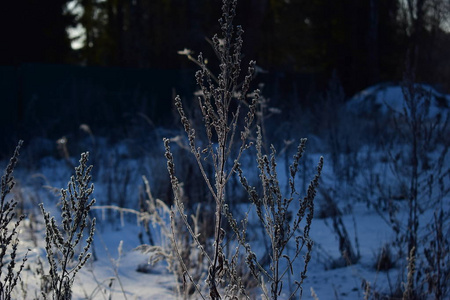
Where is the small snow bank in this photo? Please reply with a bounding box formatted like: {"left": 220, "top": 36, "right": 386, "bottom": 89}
{"left": 346, "top": 82, "right": 450, "bottom": 119}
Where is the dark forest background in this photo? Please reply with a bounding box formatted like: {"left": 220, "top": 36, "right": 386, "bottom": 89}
{"left": 1, "top": 0, "right": 449, "bottom": 155}
{"left": 2, "top": 0, "right": 450, "bottom": 92}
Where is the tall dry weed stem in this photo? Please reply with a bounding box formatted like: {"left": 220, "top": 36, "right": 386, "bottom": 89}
{"left": 40, "top": 152, "right": 96, "bottom": 300}
{"left": 236, "top": 128, "right": 323, "bottom": 299}
{"left": 394, "top": 70, "right": 448, "bottom": 298}
{"left": 0, "top": 141, "right": 27, "bottom": 300}
{"left": 165, "top": 0, "right": 258, "bottom": 297}
{"left": 366, "top": 64, "right": 450, "bottom": 299}
{"left": 164, "top": 0, "right": 323, "bottom": 298}
{"left": 402, "top": 247, "right": 416, "bottom": 300}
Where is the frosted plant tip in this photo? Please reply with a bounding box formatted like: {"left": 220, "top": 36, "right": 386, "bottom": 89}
{"left": 177, "top": 48, "right": 192, "bottom": 56}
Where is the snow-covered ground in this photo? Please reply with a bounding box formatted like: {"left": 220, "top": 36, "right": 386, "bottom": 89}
{"left": 3, "top": 83, "right": 449, "bottom": 299}
{"left": 346, "top": 82, "right": 450, "bottom": 118}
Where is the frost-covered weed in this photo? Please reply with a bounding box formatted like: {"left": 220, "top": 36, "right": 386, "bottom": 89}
{"left": 164, "top": 0, "right": 323, "bottom": 299}
{"left": 40, "top": 152, "right": 96, "bottom": 300}
{"left": 0, "top": 141, "right": 28, "bottom": 300}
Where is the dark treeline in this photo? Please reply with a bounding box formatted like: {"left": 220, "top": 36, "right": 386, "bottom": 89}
{"left": 1, "top": 0, "right": 449, "bottom": 95}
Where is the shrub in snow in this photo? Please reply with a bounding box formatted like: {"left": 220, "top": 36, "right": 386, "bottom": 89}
{"left": 0, "top": 141, "right": 28, "bottom": 300}
{"left": 164, "top": 0, "right": 323, "bottom": 299}
{"left": 362, "top": 71, "right": 449, "bottom": 299}
{"left": 40, "top": 152, "right": 96, "bottom": 300}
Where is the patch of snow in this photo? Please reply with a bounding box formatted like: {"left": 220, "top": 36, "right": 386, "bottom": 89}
{"left": 347, "top": 82, "right": 450, "bottom": 119}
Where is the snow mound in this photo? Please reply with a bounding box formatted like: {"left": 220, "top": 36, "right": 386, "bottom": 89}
{"left": 346, "top": 82, "right": 450, "bottom": 119}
